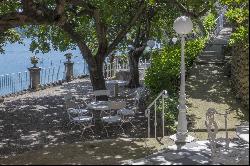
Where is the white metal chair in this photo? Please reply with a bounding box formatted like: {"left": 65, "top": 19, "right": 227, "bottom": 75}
{"left": 64, "top": 92, "right": 89, "bottom": 116}
{"left": 116, "top": 101, "right": 136, "bottom": 129}
{"left": 93, "top": 89, "right": 111, "bottom": 101}
{"left": 205, "top": 108, "right": 247, "bottom": 165}
{"left": 64, "top": 93, "right": 95, "bottom": 137}
{"left": 132, "top": 87, "right": 143, "bottom": 113}
{"left": 100, "top": 101, "right": 125, "bottom": 137}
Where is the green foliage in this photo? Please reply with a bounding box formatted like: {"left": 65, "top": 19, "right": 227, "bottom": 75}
{"left": 157, "top": 96, "right": 179, "bottom": 133}
{"left": 220, "top": 0, "right": 249, "bottom": 48}
{"left": 229, "top": 26, "right": 248, "bottom": 46}
{"left": 0, "top": 1, "right": 21, "bottom": 15}
{"left": 203, "top": 13, "right": 216, "bottom": 34}
{"left": 145, "top": 38, "right": 206, "bottom": 95}
{"left": 225, "top": 8, "right": 249, "bottom": 25}
{"left": 21, "top": 25, "right": 76, "bottom": 54}
{"left": 0, "top": 29, "right": 23, "bottom": 53}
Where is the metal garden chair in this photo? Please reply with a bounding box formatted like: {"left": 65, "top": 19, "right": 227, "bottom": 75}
{"left": 64, "top": 93, "right": 95, "bottom": 137}
{"left": 205, "top": 108, "right": 247, "bottom": 165}
{"left": 100, "top": 101, "right": 125, "bottom": 137}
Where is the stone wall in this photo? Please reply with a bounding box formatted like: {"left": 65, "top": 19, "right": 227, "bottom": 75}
{"left": 230, "top": 44, "right": 249, "bottom": 110}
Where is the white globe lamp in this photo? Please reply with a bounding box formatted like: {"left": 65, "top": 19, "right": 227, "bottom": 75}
{"left": 172, "top": 37, "right": 178, "bottom": 44}
{"left": 173, "top": 16, "right": 193, "bottom": 35}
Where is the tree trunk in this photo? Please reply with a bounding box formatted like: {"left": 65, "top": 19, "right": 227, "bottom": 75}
{"left": 196, "top": 19, "right": 207, "bottom": 36}
{"left": 88, "top": 57, "right": 108, "bottom": 101}
{"left": 127, "top": 51, "right": 141, "bottom": 88}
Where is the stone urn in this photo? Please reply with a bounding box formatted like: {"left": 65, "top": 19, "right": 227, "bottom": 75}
{"left": 30, "top": 56, "right": 39, "bottom": 67}
{"left": 64, "top": 53, "right": 73, "bottom": 62}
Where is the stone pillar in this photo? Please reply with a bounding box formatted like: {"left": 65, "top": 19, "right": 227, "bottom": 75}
{"left": 64, "top": 61, "right": 74, "bottom": 82}
{"left": 28, "top": 67, "right": 41, "bottom": 91}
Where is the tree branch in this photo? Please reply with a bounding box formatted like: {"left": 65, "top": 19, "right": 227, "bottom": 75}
{"left": 61, "top": 23, "right": 94, "bottom": 65}
{"left": 107, "top": 2, "right": 146, "bottom": 55}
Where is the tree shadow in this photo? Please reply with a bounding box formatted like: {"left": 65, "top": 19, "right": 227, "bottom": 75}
{"left": 0, "top": 78, "right": 148, "bottom": 160}
{"left": 0, "top": 138, "right": 157, "bottom": 165}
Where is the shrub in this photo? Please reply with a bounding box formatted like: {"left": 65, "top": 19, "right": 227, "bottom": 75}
{"left": 203, "top": 13, "right": 216, "bottom": 34}
{"left": 145, "top": 37, "right": 206, "bottom": 95}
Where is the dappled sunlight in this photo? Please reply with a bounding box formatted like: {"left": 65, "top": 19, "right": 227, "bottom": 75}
{"left": 0, "top": 138, "right": 165, "bottom": 165}
{"left": 0, "top": 78, "right": 149, "bottom": 162}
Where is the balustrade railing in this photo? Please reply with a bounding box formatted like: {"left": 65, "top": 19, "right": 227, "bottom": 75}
{"left": 0, "top": 60, "right": 88, "bottom": 97}
{"left": 103, "top": 58, "right": 150, "bottom": 79}
{"left": 208, "top": 6, "right": 227, "bottom": 41}
{"left": 0, "top": 71, "right": 29, "bottom": 96}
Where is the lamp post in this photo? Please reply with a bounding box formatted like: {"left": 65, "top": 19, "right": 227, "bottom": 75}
{"left": 170, "top": 16, "right": 195, "bottom": 143}
{"left": 147, "top": 40, "right": 155, "bottom": 65}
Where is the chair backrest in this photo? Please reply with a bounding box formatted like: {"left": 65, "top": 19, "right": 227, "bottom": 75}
{"left": 133, "top": 87, "right": 144, "bottom": 111}
{"left": 93, "top": 90, "right": 110, "bottom": 97}
{"left": 109, "top": 101, "right": 126, "bottom": 110}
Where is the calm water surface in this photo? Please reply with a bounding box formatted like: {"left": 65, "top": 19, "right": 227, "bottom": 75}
{"left": 0, "top": 38, "right": 86, "bottom": 75}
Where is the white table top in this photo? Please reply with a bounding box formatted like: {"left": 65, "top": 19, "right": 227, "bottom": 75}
{"left": 87, "top": 101, "right": 110, "bottom": 111}
{"left": 105, "top": 80, "right": 128, "bottom": 84}
{"left": 236, "top": 124, "right": 249, "bottom": 143}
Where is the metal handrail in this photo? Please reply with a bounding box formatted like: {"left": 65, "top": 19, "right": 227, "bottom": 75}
{"left": 145, "top": 90, "right": 169, "bottom": 138}
{"left": 145, "top": 90, "right": 168, "bottom": 111}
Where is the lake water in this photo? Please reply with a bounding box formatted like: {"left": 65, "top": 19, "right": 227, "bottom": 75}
{"left": 0, "top": 38, "right": 87, "bottom": 75}
{"left": 0, "top": 38, "right": 88, "bottom": 96}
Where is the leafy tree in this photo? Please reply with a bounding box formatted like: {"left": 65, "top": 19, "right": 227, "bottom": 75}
{"left": 124, "top": 0, "right": 217, "bottom": 88}
{"left": 0, "top": 0, "right": 147, "bottom": 100}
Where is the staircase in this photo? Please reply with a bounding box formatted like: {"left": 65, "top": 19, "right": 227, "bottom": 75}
{"left": 195, "top": 27, "right": 232, "bottom": 65}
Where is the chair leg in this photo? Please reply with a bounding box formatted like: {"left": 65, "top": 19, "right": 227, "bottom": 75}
{"left": 104, "top": 127, "right": 109, "bottom": 137}
{"left": 101, "top": 124, "right": 109, "bottom": 137}
{"left": 70, "top": 123, "right": 77, "bottom": 132}
{"left": 89, "top": 126, "right": 95, "bottom": 135}
{"left": 119, "top": 125, "right": 125, "bottom": 135}
{"left": 129, "top": 121, "right": 136, "bottom": 129}
{"left": 80, "top": 127, "right": 86, "bottom": 138}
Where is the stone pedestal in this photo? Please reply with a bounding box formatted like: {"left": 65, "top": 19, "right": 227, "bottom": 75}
{"left": 28, "top": 67, "right": 41, "bottom": 91}
{"left": 64, "top": 61, "right": 74, "bottom": 82}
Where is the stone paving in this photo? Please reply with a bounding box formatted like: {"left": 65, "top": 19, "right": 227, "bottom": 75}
{"left": 125, "top": 139, "right": 249, "bottom": 165}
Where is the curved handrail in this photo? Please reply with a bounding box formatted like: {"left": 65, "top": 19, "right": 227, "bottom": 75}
{"left": 146, "top": 90, "right": 168, "bottom": 112}
{"left": 145, "top": 90, "right": 168, "bottom": 138}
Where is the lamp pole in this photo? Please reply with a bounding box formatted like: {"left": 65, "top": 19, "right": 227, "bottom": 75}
{"left": 147, "top": 40, "right": 155, "bottom": 66}
{"left": 176, "top": 34, "right": 188, "bottom": 142}
{"left": 170, "top": 16, "right": 195, "bottom": 143}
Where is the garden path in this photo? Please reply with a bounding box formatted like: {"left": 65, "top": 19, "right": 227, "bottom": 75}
{"left": 186, "top": 27, "right": 248, "bottom": 132}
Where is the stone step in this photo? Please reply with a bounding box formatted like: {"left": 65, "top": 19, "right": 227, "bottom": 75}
{"left": 195, "top": 60, "right": 225, "bottom": 65}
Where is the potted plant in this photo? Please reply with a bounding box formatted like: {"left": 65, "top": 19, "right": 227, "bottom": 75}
{"left": 30, "top": 56, "right": 39, "bottom": 67}
{"left": 64, "top": 53, "right": 73, "bottom": 62}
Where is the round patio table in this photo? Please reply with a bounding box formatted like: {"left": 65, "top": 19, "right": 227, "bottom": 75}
{"left": 105, "top": 80, "right": 128, "bottom": 97}
{"left": 86, "top": 101, "right": 110, "bottom": 131}
{"left": 87, "top": 101, "right": 110, "bottom": 118}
